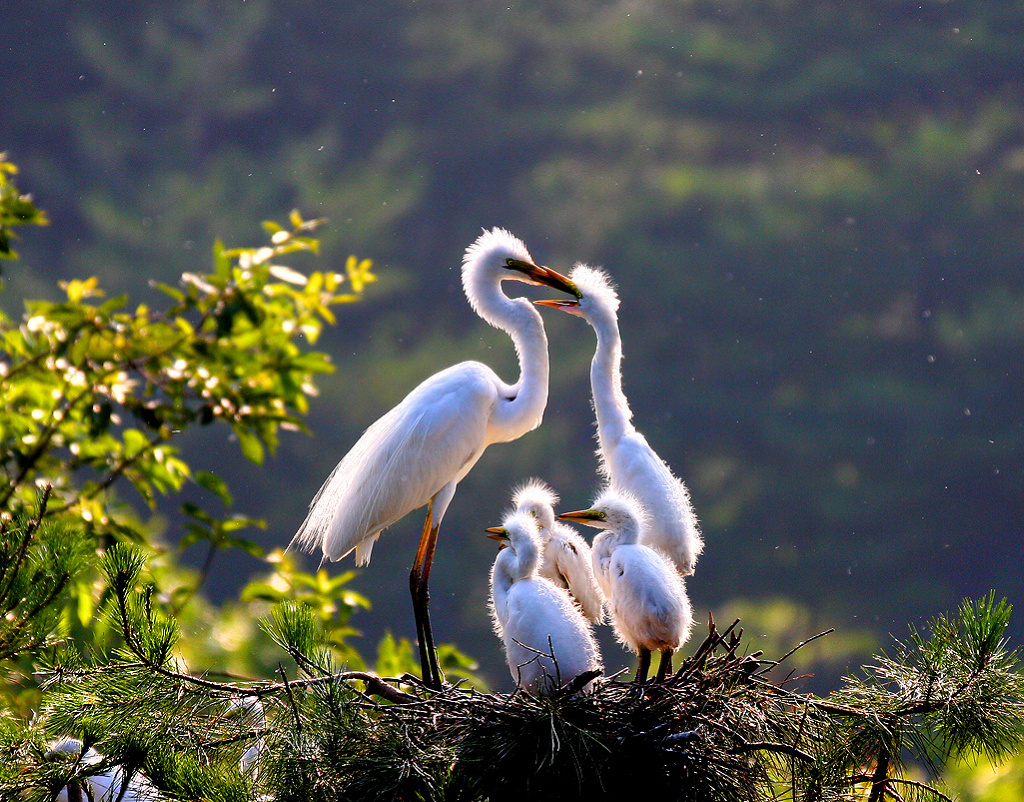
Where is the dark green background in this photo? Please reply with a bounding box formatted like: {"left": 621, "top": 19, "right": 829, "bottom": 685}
{"left": 3, "top": 0, "right": 1022, "bottom": 688}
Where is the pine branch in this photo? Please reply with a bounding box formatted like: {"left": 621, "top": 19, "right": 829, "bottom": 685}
{"left": 22, "top": 589, "right": 1023, "bottom": 802}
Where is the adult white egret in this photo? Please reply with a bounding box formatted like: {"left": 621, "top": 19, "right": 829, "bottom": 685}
{"left": 536, "top": 265, "right": 703, "bottom": 576}
{"left": 48, "top": 738, "right": 160, "bottom": 802}
{"left": 291, "top": 228, "right": 580, "bottom": 688}
{"left": 511, "top": 479, "right": 605, "bottom": 623}
{"left": 487, "top": 511, "right": 602, "bottom": 694}
{"left": 558, "top": 490, "right": 693, "bottom": 683}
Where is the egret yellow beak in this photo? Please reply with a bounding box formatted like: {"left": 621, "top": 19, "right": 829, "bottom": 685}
{"left": 556, "top": 508, "right": 607, "bottom": 528}
{"left": 506, "top": 259, "right": 582, "bottom": 299}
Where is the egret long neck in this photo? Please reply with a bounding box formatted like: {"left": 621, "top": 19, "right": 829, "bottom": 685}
{"left": 491, "top": 552, "right": 515, "bottom": 599}
{"left": 587, "top": 304, "right": 633, "bottom": 447}
{"left": 477, "top": 282, "right": 550, "bottom": 442}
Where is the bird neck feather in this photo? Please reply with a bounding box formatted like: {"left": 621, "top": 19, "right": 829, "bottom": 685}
{"left": 510, "top": 534, "right": 540, "bottom": 579}
{"left": 587, "top": 305, "right": 633, "bottom": 442}
{"left": 473, "top": 280, "right": 550, "bottom": 442}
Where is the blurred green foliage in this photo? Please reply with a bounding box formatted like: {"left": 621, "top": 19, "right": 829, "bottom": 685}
{"left": 0, "top": 155, "right": 48, "bottom": 262}
{"left": 946, "top": 751, "right": 1024, "bottom": 802}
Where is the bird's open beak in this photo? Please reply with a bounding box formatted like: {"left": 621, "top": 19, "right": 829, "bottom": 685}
{"left": 486, "top": 526, "right": 510, "bottom": 549}
{"left": 507, "top": 259, "right": 582, "bottom": 299}
{"left": 533, "top": 298, "right": 580, "bottom": 311}
{"left": 556, "top": 508, "right": 607, "bottom": 527}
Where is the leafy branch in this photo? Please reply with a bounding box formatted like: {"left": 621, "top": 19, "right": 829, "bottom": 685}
{"left": 22, "top": 579, "right": 1023, "bottom": 802}
{"left": 1, "top": 168, "right": 377, "bottom": 615}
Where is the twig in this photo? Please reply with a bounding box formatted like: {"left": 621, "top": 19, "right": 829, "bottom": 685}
{"left": 558, "top": 670, "right": 603, "bottom": 698}
{"left": 674, "top": 617, "right": 743, "bottom": 681}
{"left": 169, "top": 541, "right": 218, "bottom": 617}
{"left": 887, "top": 777, "right": 954, "bottom": 802}
{"left": 867, "top": 743, "right": 890, "bottom": 802}
{"left": 341, "top": 671, "right": 418, "bottom": 704}
{"left": 694, "top": 715, "right": 814, "bottom": 762}
{"left": 775, "top": 629, "right": 834, "bottom": 666}
{"left": 0, "top": 485, "right": 50, "bottom": 605}
{"left": 278, "top": 663, "right": 302, "bottom": 737}
{"left": 731, "top": 739, "right": 815, "bottom": 763}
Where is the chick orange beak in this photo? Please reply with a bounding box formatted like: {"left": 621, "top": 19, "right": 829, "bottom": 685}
{"left": 486, "top": 526, "right": 510, "bottom": 549}
{"left": 534, "top": 298, "right": 580, "bottom": 311}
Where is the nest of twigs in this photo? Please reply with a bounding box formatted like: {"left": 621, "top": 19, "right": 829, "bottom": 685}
{"left": 266, "top": 617, "right": 812, "bottom": 802}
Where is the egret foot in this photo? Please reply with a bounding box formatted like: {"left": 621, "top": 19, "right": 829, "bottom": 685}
{"left": 655, "top": 649, "right": 673, "bottom": 682}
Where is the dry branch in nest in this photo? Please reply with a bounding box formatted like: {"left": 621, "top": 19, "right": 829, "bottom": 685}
{"left": 270, "top": 615, "right": 826, "bottom": 802}
{"left": 34, "top": 596, "right": 1024, "bottom": 802}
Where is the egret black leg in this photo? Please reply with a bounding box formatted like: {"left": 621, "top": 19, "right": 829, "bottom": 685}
{"left": 419, "top": 521, "right": 443, "bottom": 687}
{"left": 655, "top": 649, "right": 673, "bottom": 682}
{"left": 636, "top": 648, "right": 652, "bottom": 684}
{"left": 410, "top": 500, "right": 443, "bottom": 690}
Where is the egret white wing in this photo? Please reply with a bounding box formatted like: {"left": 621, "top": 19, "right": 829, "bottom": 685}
{"left": 547, "top": 530, "right": 605, "bottom": 623}
{"left": 291, "top": 362, "right": 497, "bottom": 563}
{"left": 503, "top": 578, "right": 601, "bottom": 692}
{"left": 608, "top": 545, "right": 692, "bottom": 653}
{"left": 607, "top": 431, "right": 703, "bottom": 575}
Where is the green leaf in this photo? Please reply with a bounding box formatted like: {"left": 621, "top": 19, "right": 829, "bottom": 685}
{"left": 194, "top": 470, "right": 233, "bottom": 505}
{"left": 151, "top": 281, "right": 186, "bottom": 302}
{"left": 291, "top": 352, "right": 334, "bottom": 373}
{"left": 233, "top": 426, "right": 265, "bottom": 464}
{"left": 222, "top": 534, "right": 266, "bottom": 558}
{"left": 181, "top": 502, "right": 214, "bottom": 525}
{"left": 212, "top": 239, "right": 231, "bottom": 277}
{"left": 241, "top": 581, "right": 288, "bottom": 603}
{"left": 260, "top": 600, "right": 321, "bottom": 656}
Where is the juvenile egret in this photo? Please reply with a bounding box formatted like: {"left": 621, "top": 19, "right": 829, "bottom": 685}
{"left": 48, "top": 738, "right": 159, "bottom": 802}
{"left": 558, "top": 490, "right": 693, "bottom": 683}
{"left": 291, "top": 228, "right": 580, "bottom": 688}
{"left": 487, "top": 511, "right": 602, "bottom": 694}
{"left": 224, "top": 697, "right": 265, "bottom": 776}
{"left": 536, "top": 265, "right": 703, "bottom": 576}
{"left": 511, "top": 479, "right": 605, "bottom": 623}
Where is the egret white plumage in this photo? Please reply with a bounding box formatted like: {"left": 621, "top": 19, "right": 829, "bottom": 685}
{"left": 487, "top": 511, "right": 602, "bottom": 694}
{"left": 224, "top": 696, "right": 265, "bottom": 776}
{"left": 291, "top": 228, "right": 580, "bottom": 688}
{"left": 511, "top": 479, "right": 605, "bottom": 623}
{"left": 558, "top": 489, "right": 693, "bottom": 683}
{"left": 48, "top": 738, "right": 160, "bottom": 802}
{"left": 536, "top": 265, "right": 703, "bottom": 576}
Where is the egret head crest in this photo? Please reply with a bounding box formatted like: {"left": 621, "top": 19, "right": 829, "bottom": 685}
{"left": 462, "top": 228, "right": 579, "bottom": 316}
{"left": 591, "top": 487, "right": 647, "bottom": 534}
{"left": 510, "top": 478, "right": 559, "bottom": 534}
{"left": 570, "top": 264, "right": 620, "bottom": 312}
